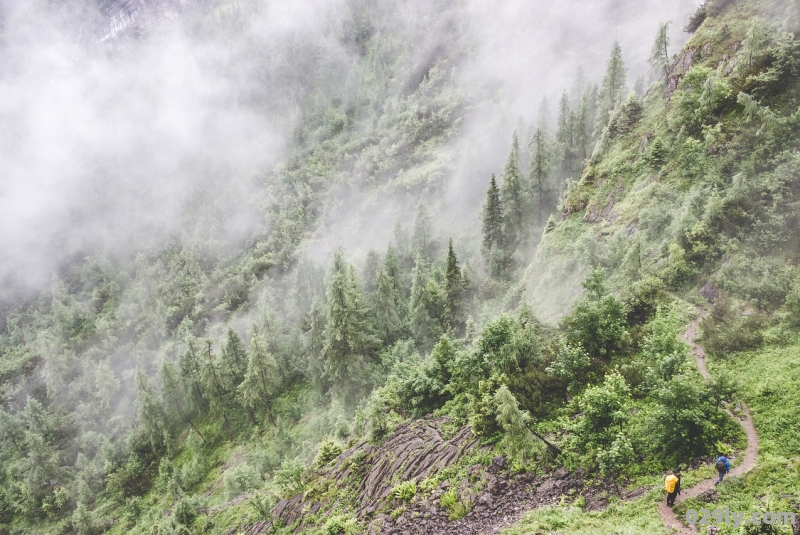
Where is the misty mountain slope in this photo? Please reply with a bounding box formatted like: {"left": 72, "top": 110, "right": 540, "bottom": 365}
{"left": 3, "top": 0, "right": 800, "bottom": 534}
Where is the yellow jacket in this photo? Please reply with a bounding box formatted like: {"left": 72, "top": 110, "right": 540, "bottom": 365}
{"left": 665, "top": 474, "right": 679, "bottom": 493}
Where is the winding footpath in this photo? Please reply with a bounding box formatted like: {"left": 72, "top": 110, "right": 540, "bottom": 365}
{"left": 657, "top": 310, "right": 760, "bottom": 534}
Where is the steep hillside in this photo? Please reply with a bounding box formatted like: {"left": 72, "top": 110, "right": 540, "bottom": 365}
{"left": 2, "top": 1, "right": 800, "bottom": 535}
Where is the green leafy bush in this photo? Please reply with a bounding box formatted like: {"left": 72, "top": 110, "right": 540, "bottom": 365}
{"left": 223, "top": 464, "right": 260, "bottom": 501}
{"left": 313, "top": 440, "right": 343, "bottom": 469}
{"left": 439, "top": 488, "right": 468, "bottom": 520}
{"left": 388, "top": 480, "right": 417, "bottom": 502}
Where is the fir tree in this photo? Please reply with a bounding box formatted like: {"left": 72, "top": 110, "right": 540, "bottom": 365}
{"left": 529, "top": 105, "right": 553, "bottom": 221}
{"left": 384, "top": 244, "right": 407, "bottom": 300}
{"left": 573, "top": 93, "right": 591, "bottom": 165}
{"left": 362, "top": 249, "right": 381, "bottom": 294}
{"left": 237, "top": 329, "right": 280, "bottom": 424}
{"left": 0, "top": 408, "right": 24, "bottom": 452}
{"left": 200, "top": 340, "right": 234, "bottom": 437}
{"left": 409, "top": 254, "right": 442, "bottom": 349}
{"left": 411, "top": 204, "right": 434, "bottom": 261}
{"left": 135, "top": 371, "right": 169, "bottom": 456}
{"left": 322, "top": 250, "right": 380, "bottom": 395}
{"left": 303, "top": 299, "right": 329, "bottom": 393}
{"left": 220, "top": 328, "right": 247, "bottom": 389}
{"left": 555, "top": 92, "right": 575, "bottom": 179}
{"left": 179, "top": 338, "right": 208, "bottom": 417}
{"left": 650, "top": 22, "right": 671, "bottom": 80}
{"left": 443, "top": 238, "right": 465, "bottom": 334}
{"left": 596, "top": 41, "right": 627, "bottom": 135}
{"left": 71, "top": 501, "right": 95, "bottom": 535}
{"left": 481, "top": 174, "right": 508, "bottom": 277}
{"left": 501, "top": 132, "right": 527, "bottom": 249}
{"left": 160, "top": 359, "right": 205, "bottom": 443}
{"left": 372, "top": 264, "right": 405, "bottom": 345}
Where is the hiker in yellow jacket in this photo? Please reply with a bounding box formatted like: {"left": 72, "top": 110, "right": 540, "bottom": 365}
{"left": 664, "top": 467, "right": 681, "bottom": 507}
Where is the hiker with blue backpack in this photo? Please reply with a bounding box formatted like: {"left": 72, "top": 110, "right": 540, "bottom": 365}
{"left": 715, "top": 453, "right": 730, "bottom": 485}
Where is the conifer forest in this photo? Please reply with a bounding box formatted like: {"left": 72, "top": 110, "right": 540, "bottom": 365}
{"left": 1, "top": 0, "right": 800, "bottom": 533}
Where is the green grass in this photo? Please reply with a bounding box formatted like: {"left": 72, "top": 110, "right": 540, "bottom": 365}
{"left": 711, "top": 341, "right": 800, "bottom": 458}
{"left": 503, "top": 489, "right": 668, "bottom": 535}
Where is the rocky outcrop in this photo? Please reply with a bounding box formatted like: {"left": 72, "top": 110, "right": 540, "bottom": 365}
{"left": 272, "top": 418, "right": 480, "bottom": 529}
{"left": 664, "top": 47, "right": 699, "bottom": 100}
{"left": 250, "top": 418, "right": 610, "bottom": 534}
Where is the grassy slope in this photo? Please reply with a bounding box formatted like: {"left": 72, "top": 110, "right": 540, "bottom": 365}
{"left": 512, "top": 0, "right": 800, "bottom": 532}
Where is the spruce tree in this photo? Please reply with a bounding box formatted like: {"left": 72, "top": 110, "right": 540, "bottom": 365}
{"left": 596, "top": 41, "right": 627, "bottom": 135}
{"left": 237, "top": 329, "right": 280, "bottom": 424}
{"left": 384, "top": 244, "right": 407, "bottom": 300}
{"left": 501, "top": 132, "right": 527, "bottom": 249}
{"left": 220, "top": 328, "right": 247, "bottom": 389}
{"left": 362, "top": 250, "right": 381, "bottom": 294}
{"left": 529, "top": 109, "right": 552, "bottom": 219}
{"left": 555, "top": 92, "right": 575, "bottom": 179}
{"left": 0, "top": 408, "right": 24, "bottom": 452}
{"left": 481, "top": 174, "right": 508, "bottom": 277}
{"left": 573, "top": 94, "right": 590, "bottom": 165}
{"left": 411, "top": 204, "right": 434, "bottom": 261}
{"left": 443, "top": 238, "right": 465, "bottom": 334}
{"left": 372, "top": 265, "right": 405, "bottom": 345}
{"left": 160, "top": 359, "right": 205, "bottom": 443}
{"left": 303, "top": 299, "right": 328, "bottom": 393}
{"left": 409, "top": 254, "right": 442, "bottom": 350}
{"left": 179, "top": 338, "right": 208, "bottom": 417}
{"left": 135, "top": 371, "right": 169, "bottom": 456}
{"left": 200, "top": 340, "right": 233, "bottom": 437}
{"left": 322, "top": 250, "right": 380, "bottom": 395}
{"left": 650, "top": 22, "right": 671, "bottom": 80}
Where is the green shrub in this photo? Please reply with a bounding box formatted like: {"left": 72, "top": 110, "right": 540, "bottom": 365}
{"left": 223, "top": 464, "right": 260, "bottom": 501}
{"left": 439, "top": 488, "right": 468, "bottom": 520}
{"left": 272, "top": 458, "right": 307, "bottom": 496}
{"left": 313, "top": 440, "right": 343, "bottom": 469}
{"left": 388, "top": 480, "right": 417, "bottom": 502}
{"left": 173, "top": 495, "right": 201, "bottom": 527}
{"left": 561, "top": 269, "right": 630, "bottom": 362}
{"left": 317, "top": 513, "right": 359, "bottom": 535}
{"left": 700, "top": 296, "right": 766, "bottom": 357}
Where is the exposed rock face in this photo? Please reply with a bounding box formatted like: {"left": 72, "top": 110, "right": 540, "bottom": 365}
{"left": 272, "top": 418, "right": 480, "bottom": 528}
{"left": 249, "top": 418, "right": 610, "bottom": 534}
{"left": 664, "top": 47, "right": 699, "bottom": 100}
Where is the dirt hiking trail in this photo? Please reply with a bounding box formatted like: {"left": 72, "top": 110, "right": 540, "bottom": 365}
{"left": 657, "top": 310, "right": 760, "bottom": 534}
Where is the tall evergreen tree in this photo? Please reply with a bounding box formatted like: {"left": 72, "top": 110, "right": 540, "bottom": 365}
{"left": 411, "top": 204, "right": 434, "bottom": 261}
{"left": 443, "top": 238, "right": 465, "bottom": 335}
{"left": 237, "top": 329, "right": 280, "bottom": 424}
{"left": 362, "top": 250, "right": 381, "bottom": 294}
{"left": 481, "top": 174, "right": 508, "bottom": 277}
{"left": 596, "top": 41, "right": 628, "bottom": 135}
{"left": 220, "top": 328, "right": 247, "bottom": 389}
{"left": 0, "top": 408, "right": 24, "bottom": 452}
{"left": 650, "top": 22, "right": 671, "bottom": 80}
{"left": 372, "top": 264, "right": 405, "bottom": 345}
{"left": 303, "top": 299, "right": 328, "bottom": 393}
{"left": 556, "top": 91, "right": 576, "bottom": 179}
{"left": 573, "top": 93, "right": 591, "bottom": 165}
{"left": 179, "top": 338, "right": 208, "bottom": 417}
{"left": 529, "top": 105, "right": 553, "bottom": 221}
{"left": 409, "top": 254, "right": 442, "bottom": 349}
{"left": 135, "top": 371, "right": 169, "bottom": 456}
{"left": 322, "top": 250, "right": 380, "bottom": 395}
{"left": 160, "top": 359, "right": 205, "bottom": 443}
{"left": 501, "top": 132, "right": 527, "bottom": 249}
{"left": 200, "top": 340, "right": 234, "bottom": 437}
{"left": 384, "top": 244, "right": 407, "bottom": 300}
